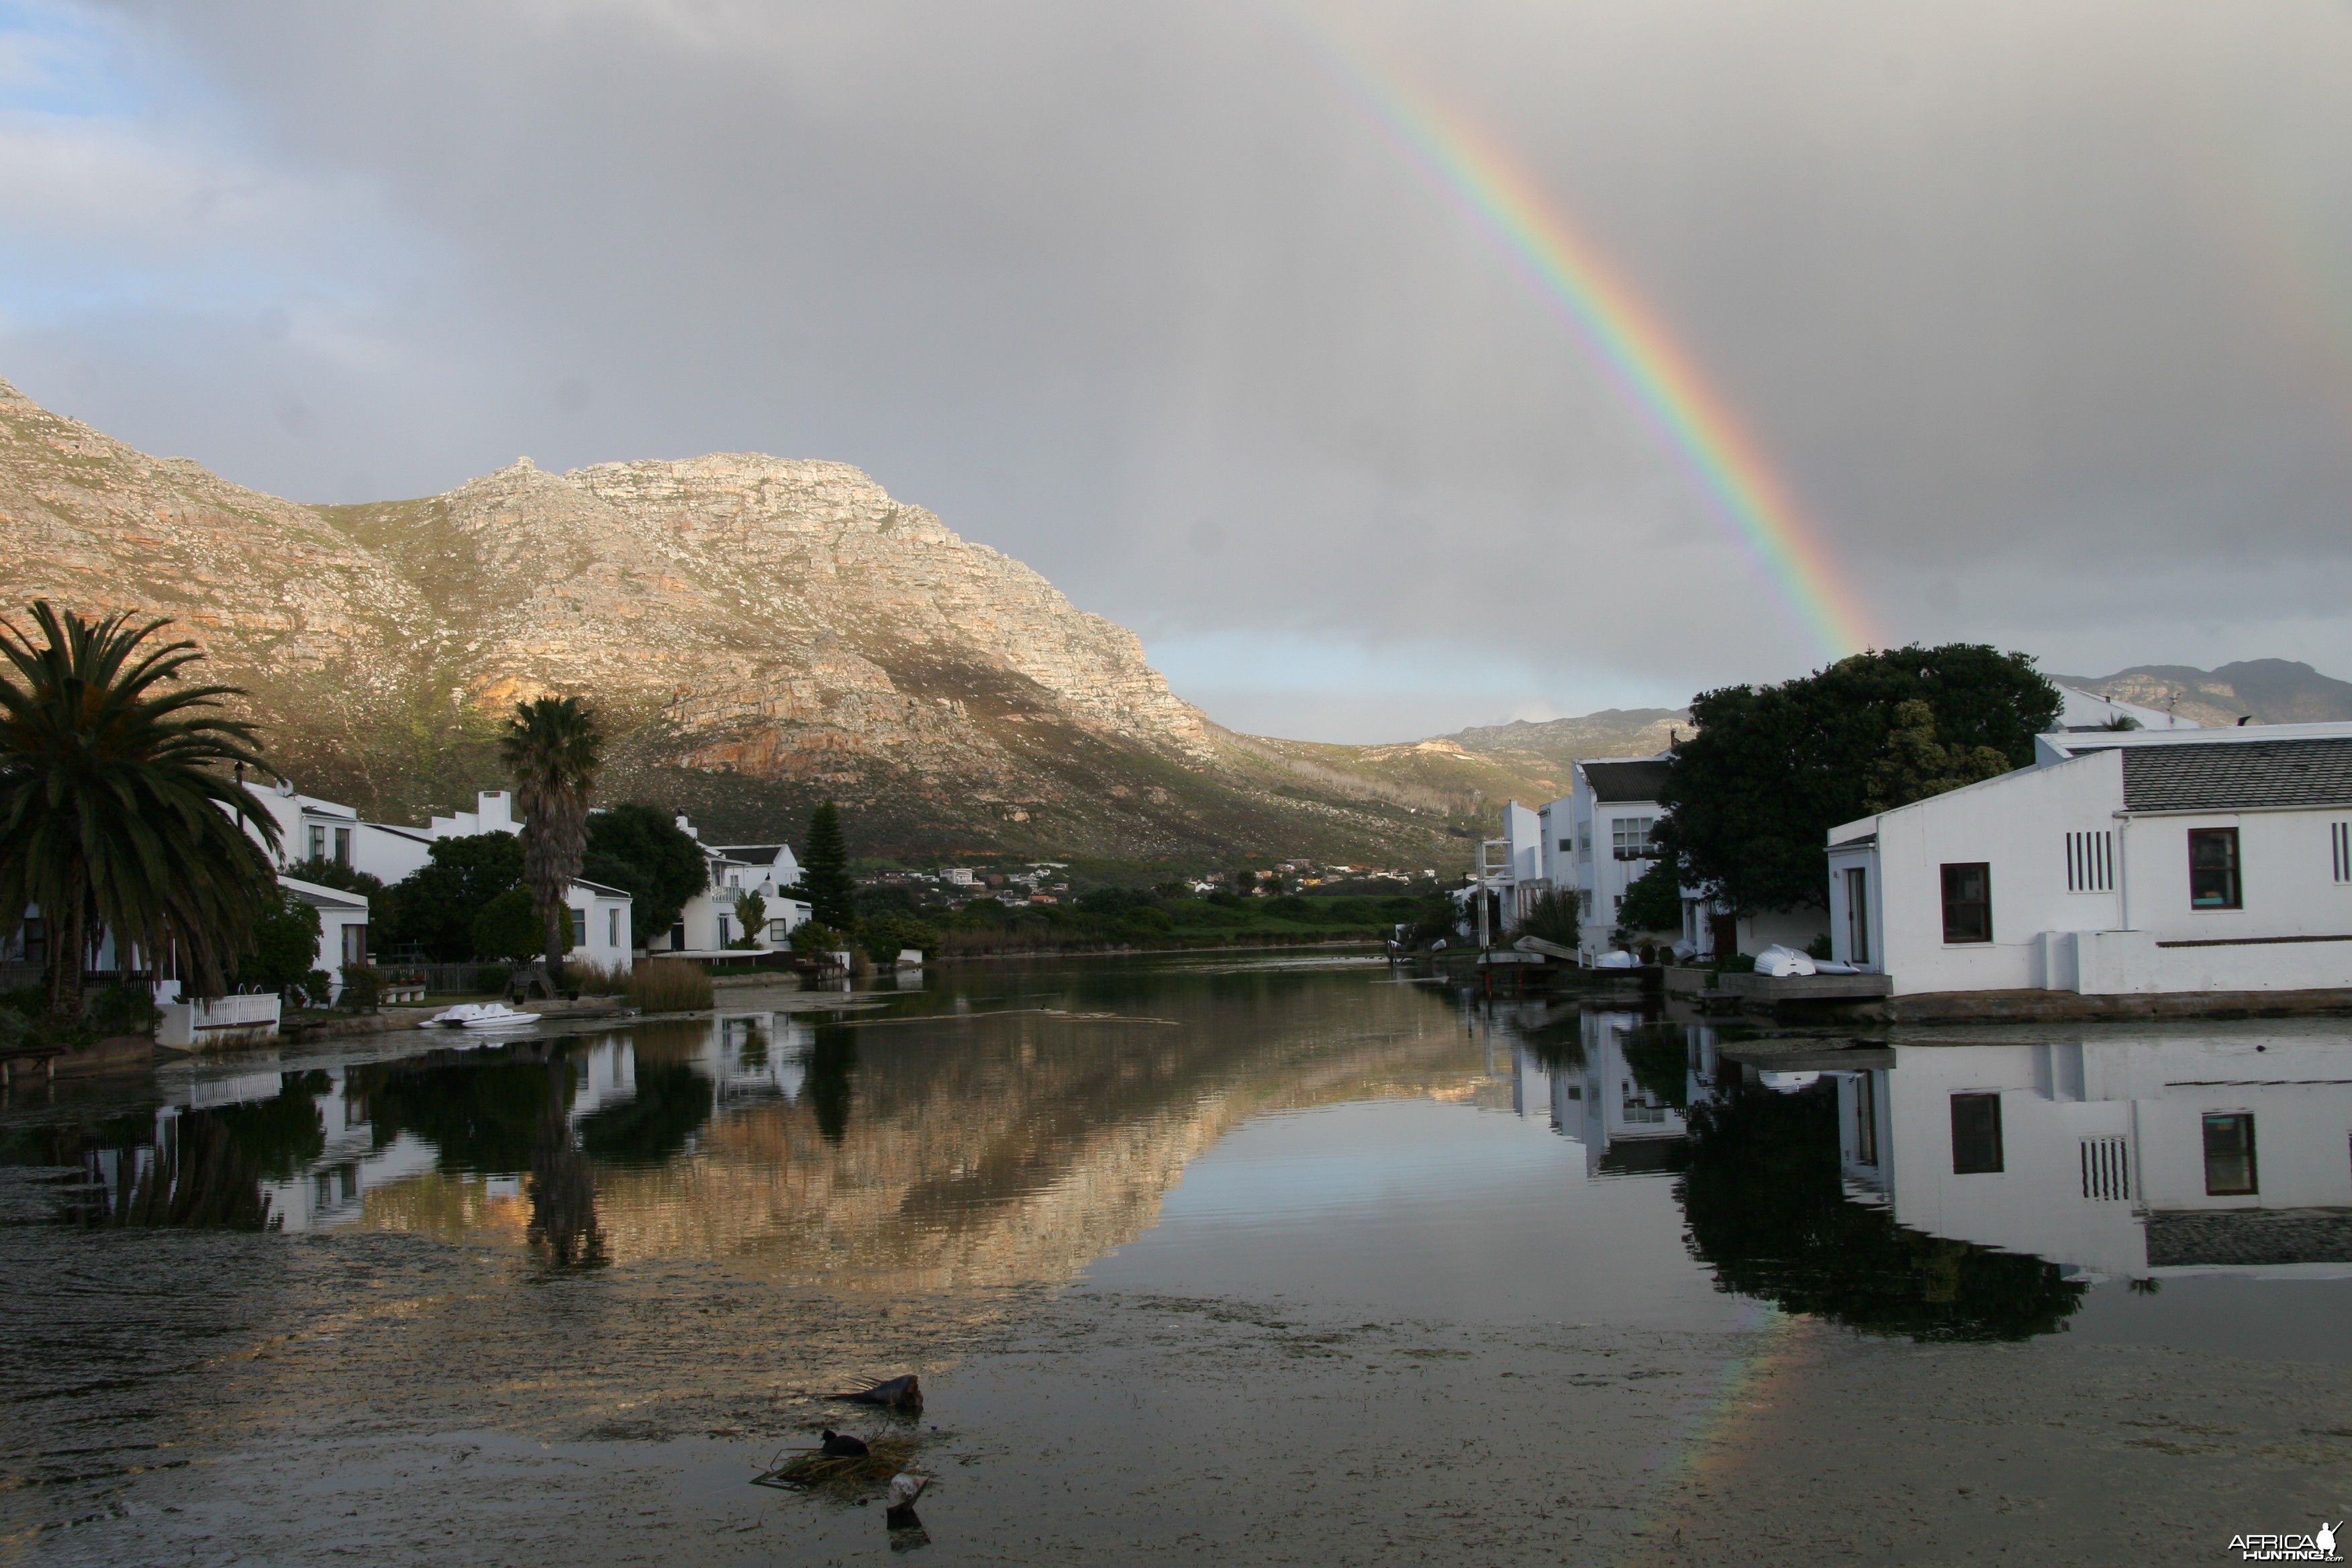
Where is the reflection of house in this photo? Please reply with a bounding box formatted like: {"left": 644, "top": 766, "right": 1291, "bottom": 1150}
{"left": 1834, "top": 1036, "right": 2352, "bottom": 1279}
{"left": 1534, "top": 1010, "right": 1690, "bottom": 1176}
{"left": 1827, "top": 722, "right": 2352, "bottom": 996}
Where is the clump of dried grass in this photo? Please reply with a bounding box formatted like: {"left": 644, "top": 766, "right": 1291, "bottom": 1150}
{"left": 754, "top": 1436, "right": 921, "bottom": 1500}
{"left": 622, "top": 957, "right": 714, "bottom": 1012}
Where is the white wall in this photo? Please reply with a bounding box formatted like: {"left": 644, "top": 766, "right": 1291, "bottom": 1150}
{"left": 1838, "top": 743, "right": 2352, "bottom": 995}
{"left": 1836, "top": 749, "right": 2126, "bottom": 995}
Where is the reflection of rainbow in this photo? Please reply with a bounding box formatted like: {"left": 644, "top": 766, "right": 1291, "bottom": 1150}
{"left": 1620, "top": 1310, "right": 1818, "bottom": 1562}
{"left": 1306, "top": 30, "right": 1879, "bottom": 660}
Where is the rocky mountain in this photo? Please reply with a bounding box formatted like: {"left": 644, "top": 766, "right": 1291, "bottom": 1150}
{"left": 2052, "top": 661, "right": 2352, "bottom": 728}
{"left": 0, "top": 376, "right": 1508, "bottom": 863}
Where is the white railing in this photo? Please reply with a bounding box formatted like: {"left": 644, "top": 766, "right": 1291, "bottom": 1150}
{"left": 156, "top": 993, "right": 283, "bottom": 1048}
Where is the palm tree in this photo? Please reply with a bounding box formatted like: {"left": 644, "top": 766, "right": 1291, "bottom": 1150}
{"left": 499, "top": 695, "right": 603, "bottom": 980}
{"left": 0, "top": 602, "right": 281, "bottom": 1022}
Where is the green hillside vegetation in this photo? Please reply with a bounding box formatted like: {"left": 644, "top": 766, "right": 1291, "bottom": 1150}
{"left": 915, "top": 887, "right": 1450, "bottom": 956}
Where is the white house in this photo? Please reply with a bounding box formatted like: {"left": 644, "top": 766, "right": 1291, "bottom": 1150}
{"left": 1538, "top": 756, "right": 1823, "bottom": 963}
{"left": 1826, "top": 722, "right": 2352, "bottom": 997}
{"left": 643, "top": 818, "right": 812, "bottom": 954}
{"left": 1833, "top": 1035, "right": 2352, "bottom": 1280}
{"left": 241, "top": 784, "right": 633, "bottom": 968}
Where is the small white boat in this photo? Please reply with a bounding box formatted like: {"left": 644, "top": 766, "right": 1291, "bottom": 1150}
{"left": 419, "top": 1002, "right": 542, "bottom": 1030}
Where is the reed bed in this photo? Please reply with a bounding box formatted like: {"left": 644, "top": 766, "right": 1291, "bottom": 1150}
{"left": 623, "top": 957, "right": 714, "bottom": 1012}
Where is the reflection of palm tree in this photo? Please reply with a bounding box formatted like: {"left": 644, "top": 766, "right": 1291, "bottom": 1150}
{"left": 805, "top": 1025, "right": 858, "bottom": 1144}
{"left": 528, "top": 1053, "right": 605, "bottom": 1267}
{"left": 0, "top": 602, "right": 281, "bottom": 1022}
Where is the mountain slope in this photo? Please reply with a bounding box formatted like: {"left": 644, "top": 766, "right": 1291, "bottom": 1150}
{"left": 0, "top": 376, "right": 1479, "bottom": 862}
{"left": 2053, "top": 661, "right": 2352, "bottom": 728}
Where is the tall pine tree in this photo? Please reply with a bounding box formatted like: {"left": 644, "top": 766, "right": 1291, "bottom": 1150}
{"left": 797, "top": 801, "right": 857, "bottom": 931}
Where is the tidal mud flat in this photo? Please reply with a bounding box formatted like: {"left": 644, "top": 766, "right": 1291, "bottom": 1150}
{"left": 3, "top": 957, "right": 2345, "bottom": 1565}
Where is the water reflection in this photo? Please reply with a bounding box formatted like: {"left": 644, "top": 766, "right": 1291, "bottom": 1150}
{"left": 10, "top": 966, "right": 2349, "bottom": 1348}
{"left": 1476, "top": 999, "right": 2352, "bottom": 1342}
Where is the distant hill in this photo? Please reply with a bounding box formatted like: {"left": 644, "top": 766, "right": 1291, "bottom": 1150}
{"left": 2052, "top": 660, "right": 2352, "bottom": 728}
{"left": 0, "top": 373, "right": 1512, "bottom": 866}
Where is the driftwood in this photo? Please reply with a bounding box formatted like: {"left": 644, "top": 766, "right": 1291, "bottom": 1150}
{"left": 827, "top": 1374, "right": 922, "bottom": 1412}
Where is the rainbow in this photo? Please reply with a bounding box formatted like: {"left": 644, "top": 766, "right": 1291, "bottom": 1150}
{"left": 1298, "top": 22, "right": 1879, "bottom": 660}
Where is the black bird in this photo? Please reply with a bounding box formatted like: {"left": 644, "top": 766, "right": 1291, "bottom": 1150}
{"left": 820, "top": 1430, "right": 870, "bottom": 1458}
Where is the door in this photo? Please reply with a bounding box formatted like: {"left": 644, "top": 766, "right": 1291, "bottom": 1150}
{"left": 1845, "top": 867, "right": 1870, "bottom": 965}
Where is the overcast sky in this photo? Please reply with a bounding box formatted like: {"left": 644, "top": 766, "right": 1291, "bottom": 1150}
{"left": 5, "top": 0, "right": 2351, "bottom": 740}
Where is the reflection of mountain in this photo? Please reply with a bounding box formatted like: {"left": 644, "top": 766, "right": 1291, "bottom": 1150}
{"left": 567, "top": 976, "right": 1489, "bottom": 1290}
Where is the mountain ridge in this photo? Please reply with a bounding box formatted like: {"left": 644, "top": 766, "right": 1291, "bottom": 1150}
{"left": 0, "top": 375, "right": 1511, "bottom": 863}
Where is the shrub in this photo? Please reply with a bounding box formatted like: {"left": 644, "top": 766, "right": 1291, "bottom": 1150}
{"left": 471, "top": 885, "right": 542, "bottom": 961}
{"left": 1805, "top": 933, "right": 1834, "bottom": 961}
{"left": 244, "top": 889, "right": 324, "bottom": 994}
{"left": 301, "top": 970, "right": 335, "bottom": 1007}
{"left": 473, "top": 964, "right": 511, "bottom": 994}
{"left": 338, "top": 963, "right": 386, "bottom": 1011}
{"left": 85, "top": 981, "right": 159, "bottom": 1038}
{"left": 790, "top": 920, "right": 846, "bottom": 957}
{"left": 1516, "top": 889, "right": 1583, "bottom": 947}
{"left": 624, "top": 957, "right": 713, "bottom": 1012}
{"left": 861, "top": 914, "right": 940, "bottom": 963}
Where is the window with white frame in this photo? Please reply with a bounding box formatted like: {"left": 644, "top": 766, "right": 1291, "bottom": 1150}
{"left": 2065, "top": 830, "right": 2114, "bottom": 892}
{"left": 607, "top": 908, "right": 620, "bottom": 946}
{"left": 1611, "top": 817, "right": 1656, "bottom": 860}
{"left": 2335, "top": 822, "right": 2351, "bottom": 884}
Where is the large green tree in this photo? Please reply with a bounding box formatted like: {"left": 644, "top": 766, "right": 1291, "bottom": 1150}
{"left": 500, "top": 696, "right": 603, "bottom": 977}
{"left": 795, "top": 801, "right": 857, "bottom": 931}
{"left": 1655, "top": 644, "right": 2059, "bottom": 914}
{"left": 376, "top": 833, "right": 524, "bottom": 961}
{"left": 581, "top": 802, "right": 705, "bottom": 943}
{"left": 0, "top": 603, "right": 283, "bottom": 1020}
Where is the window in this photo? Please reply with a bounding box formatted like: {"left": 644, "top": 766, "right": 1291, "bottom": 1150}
{"left": 2188, "top": 828, "right": 2240, "bottom": 910}
{"left": 2202, "top": 1113, "right": 2257, "bottom": 1195}
{"left": 2065, "top": 830, "right": 2114, "bottom": 893}
{"left": 669, "top": 921, "right": 687, "bottom": 950}
{"left": 333, "top": 826, "right": 352, "bottom": 866}
{"left": 2333, "top": 822, "right": 2350, "bottom": 884}
{"left": 1950, "top": 1092, "right": 2004, "bottom": 1173}
{"left": 1853, "top": 1071, "right": 1878, "bottom": 1165}
{"left": 716, "top": 916, "right": 731, "bottom": 948}
{"left": 1844, "top": 867, "right": 1870, "bottom": 965}
{"left": 607, "top": 908, "right": 620, "bottom": 946}
{"left": 1558, "top": 838, "right": 1573, "bottom": 854}
{"left": 768, "top": 918, "right": 790, "bottom": 942}
{"left": 569, "top": 908, "right": 587, "bottom": 946}
{"left": 1612, "top": 817, "right": 1657, "bottom": 860}
{"left": 1941, "top": 863, "right": 1992, "bottom": 944}
{"left": 340, "top": 924, "right": 368, "bottom": 967}
{"left": 307, "top": 824, "right": 326, "bottom": 861}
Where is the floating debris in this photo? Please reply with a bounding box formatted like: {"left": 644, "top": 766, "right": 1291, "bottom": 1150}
{"left": 753, "top": 1434, "right": 922, "bottom": 1500}
{"left": 828, "top": 1373, "right": 923, "bottom": 1411}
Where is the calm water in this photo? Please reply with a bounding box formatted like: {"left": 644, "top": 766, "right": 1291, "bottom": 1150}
{"left": 4, "top": 956, "right": 2348, "bottom": 1565}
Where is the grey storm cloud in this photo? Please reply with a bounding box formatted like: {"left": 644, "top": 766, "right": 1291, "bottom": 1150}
{"left": 7, "top": 0, "right": 2352, "bottom": 738}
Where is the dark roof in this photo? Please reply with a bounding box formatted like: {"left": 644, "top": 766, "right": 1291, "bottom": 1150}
{"left": 2117, "top": 738, "right": 2352, "bottom": 812}
{"left": 712, "top": 844, "right": 790, "bottom": 862}
{"left": 1583, "top": 758, "right": 1671, "bottom": 805}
